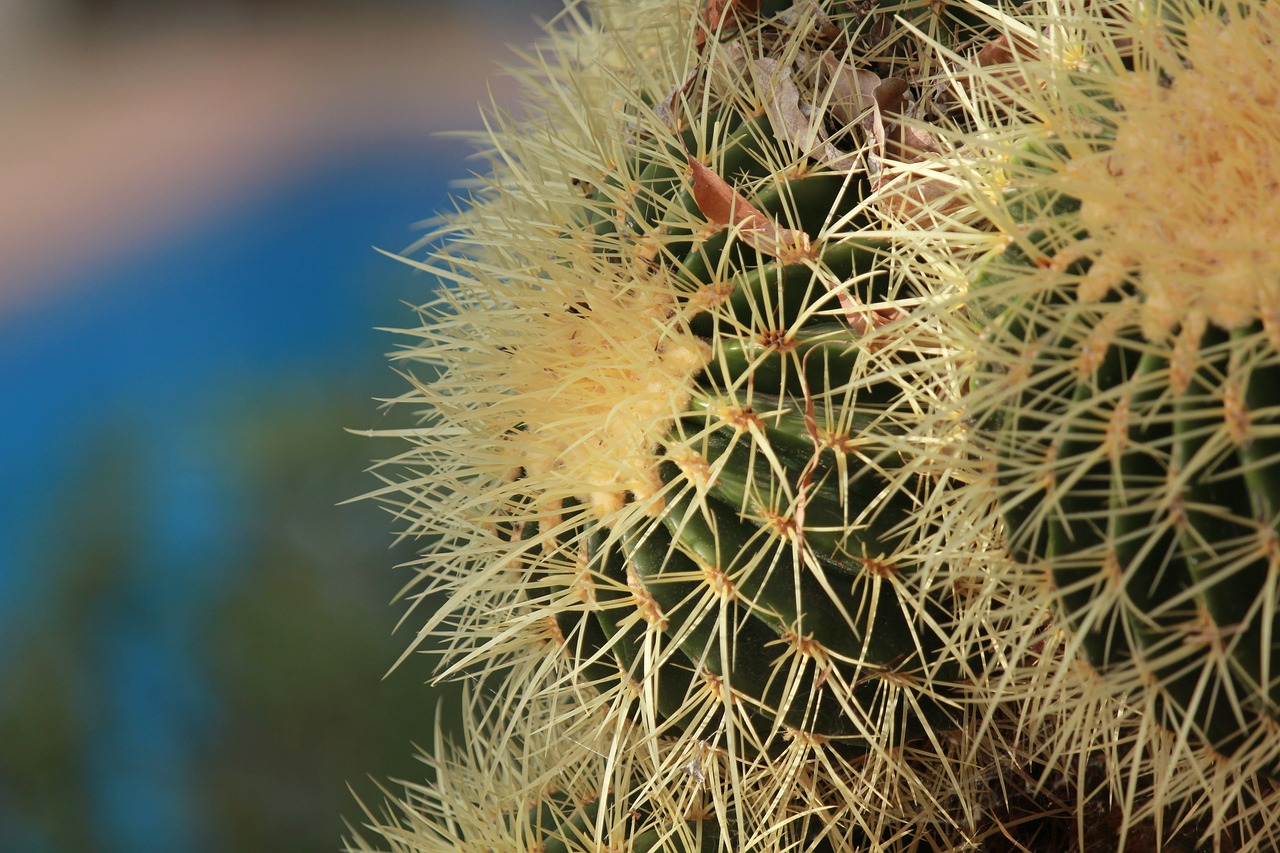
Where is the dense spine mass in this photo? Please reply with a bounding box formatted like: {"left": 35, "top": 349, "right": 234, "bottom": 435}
{"left": 472, "top": 0, "right": 1003, "bottom": 765}
{"left": 966, "top": 5, "right": 1280, "bottom": 774}
{"left": 350, "top": 0, "right": 1280, "bottom": 850}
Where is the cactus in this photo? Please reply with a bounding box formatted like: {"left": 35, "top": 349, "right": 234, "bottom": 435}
{"left": 349, "top": 0, "right": 1279, "bottom": 849}
{"left": 360, "top": 0, "right": 1064, "bottom": 848}
{"left": 388, "top": 0, "right": 1004, "bottom": 763}
{"left": 874, "top": 0, "right": 1280, "bottom": 845}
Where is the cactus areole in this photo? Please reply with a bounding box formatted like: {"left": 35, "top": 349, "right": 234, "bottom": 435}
{"left": 971, "top": 2, "right": 1280, "bottom": 770}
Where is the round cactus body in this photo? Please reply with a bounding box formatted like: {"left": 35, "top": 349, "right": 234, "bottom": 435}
{"left": 479, "top": 1, "right": 1002, "bottom": 756}
{"left": 963, "top": 1, "right": 1280, "bottom": 775}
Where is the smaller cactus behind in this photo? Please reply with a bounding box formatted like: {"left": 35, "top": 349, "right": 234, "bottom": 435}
{"left": 974, "top": 0, "right": 1280, "bottom": 773}
{"left": 873, "top": 0, "right": 1280, "bottom": 845}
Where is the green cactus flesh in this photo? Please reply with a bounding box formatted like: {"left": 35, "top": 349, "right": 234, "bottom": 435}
{"left": 499, "top": 3, "right": 998, "bottom": 753}
{"left": 971, "top": 143, "right": 1280, "bottom": 769}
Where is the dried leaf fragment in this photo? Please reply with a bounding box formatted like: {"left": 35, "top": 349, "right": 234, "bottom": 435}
{"left": 686, "top": 155, "right": 816, "bottom": 263}
{"left": 953, "top": 33, "right": 1042, "bottom": 107}
{"left": 697, "top": 0, "right": 761, "bottom": 50}
{"left": 752, "top": 57, "right": 848, "bottom": 165}
{"left": 976, "top": 34, "right": 1018, "bottom": 67}
{"left": 853, "top": 73, "right": 960, "bottom": 221}
{"left": 807, "top": 52, "right": 881, "bottom": 126}
{"left": 826, "top": 282, "right": 909, "bottom": 335}
{"left": 871, "top": 78, "right": 942, "bottom": 163}
{"left": 653, "top": 69, "right": 700, "bottom": 131}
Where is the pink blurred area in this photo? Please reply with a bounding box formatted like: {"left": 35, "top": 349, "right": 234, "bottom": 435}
{"left": 0, "top": 0, "right": 556, "bottom": 314}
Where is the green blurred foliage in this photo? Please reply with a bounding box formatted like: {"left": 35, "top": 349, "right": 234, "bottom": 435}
{"left": 0, "top": 389, "right": 462, "bottom": 853}
{"left": 197, "top": 390, "right": 463, "bottom": 852}
{"left": 0, "top": 434, "right": 141, "bottom": 853}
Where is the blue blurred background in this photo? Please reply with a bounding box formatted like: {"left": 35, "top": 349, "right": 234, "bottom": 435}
{"left": 0, "top": 1, "right": 559, "bottom": 850}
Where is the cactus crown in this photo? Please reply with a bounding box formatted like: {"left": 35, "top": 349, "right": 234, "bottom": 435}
{"left": 1063, "top": 1, "right": 1280, "bottom": 340}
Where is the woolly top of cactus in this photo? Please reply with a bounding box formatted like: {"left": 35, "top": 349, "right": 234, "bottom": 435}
{"left": 489, "top": 281, "right": 709, "bottom": 518}
{"left": 889, "top": 0, "right": 1280, "bottom": 349}
{"left": 375, "top": 0, "right": 725, "bottom": 528}
{"left": 1064, "top": 2, "right": 1280, "bottom": 341}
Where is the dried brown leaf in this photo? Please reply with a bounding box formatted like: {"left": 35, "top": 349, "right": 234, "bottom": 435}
{"left": 954, "top": 33, "right": 1042, "bottom": 106}
{"left": 653, "top": 69, "right": 700, "bottom": 131}
{"left": 872, "top": 77, "right": 910, "bottom": 113}
{"left": 826, "top": 283, "right": 910, "bottom": 335}
{"left": 697, "top": 0, "right": 761, "bottom": 50}
{"left": 687, "top": 153, "right": 749, "bottom": 227}
{"left": 976, "top": 34, "right": 1018, "bottom": 67}
{"left": 752, "top": 57, "right": 848, "bottom": 165}
{"left": 776, "top": 0, "right": 838, "bottom": 39}
{"left": 852, "top": 72, "right": 957, "bottom": 220}
{"left": 810, "top": 53, "right": 880, "bottom": 126}
{"left": 686, "top": 155, "right": 816, "bottom": 263}
{"left": 862, "top": 77, "right": 941, "bottom": 162}
{"left": 707, "top": 40, "right": 751, "bottom": 101}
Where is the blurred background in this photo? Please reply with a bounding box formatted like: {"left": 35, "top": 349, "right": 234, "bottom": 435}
{"left": 0, "top": 0, "right": 561, "bottom": 850}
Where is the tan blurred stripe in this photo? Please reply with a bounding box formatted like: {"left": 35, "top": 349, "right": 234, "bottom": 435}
{"left": 0, "top": 10, "right": 537, "bottom": 313}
